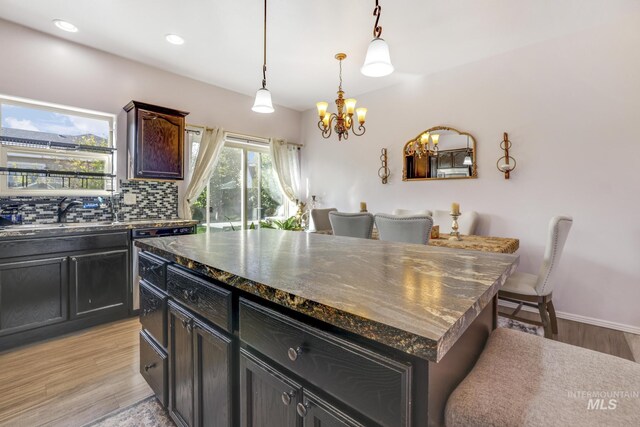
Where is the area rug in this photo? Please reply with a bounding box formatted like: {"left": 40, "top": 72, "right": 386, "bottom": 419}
{"left": 498, "top": 316, "right": 544, "bottom": 336}
{"left": 84, "top": 396, "right": 174, "bottom": 427}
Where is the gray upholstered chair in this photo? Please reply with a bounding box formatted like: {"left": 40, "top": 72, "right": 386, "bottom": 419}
{"left": 498, "top": 216, "right": 573, "bottom": 338}
{"left": 375, "top": 214, "right": 434, "bottom": 245}
{"left": 328, "top": 212, "right": 374, "bottom": 239}
{"left": 433, "top": 209, "right": 479, "bottom": 235}
{"left": 391, "top": 208, "right": 434, "bottom": 217}
{"left": 310, "top": 208, "right": 337, "bottom": 232}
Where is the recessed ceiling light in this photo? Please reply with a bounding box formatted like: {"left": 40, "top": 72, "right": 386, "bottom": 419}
{"left": 165, "top": 34, "right": 185, "bottom": 45}
{"left": 53, "top": 19, "right": 78, "bottom": 33}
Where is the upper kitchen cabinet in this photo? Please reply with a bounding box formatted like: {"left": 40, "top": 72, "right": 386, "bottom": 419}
{"left": 124, "top": 101, "right": 189, "bottom": 180}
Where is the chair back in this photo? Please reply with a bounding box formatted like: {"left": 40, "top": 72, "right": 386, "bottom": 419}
{"left": 392, "top": 208, "right": 434, "bottom": 217}
{"left": 535, "top": 216, "right": 573, "bottom": 295}
{"left": 311, "top": 208, "right": 337, "bottom": 232}
{"left": 433, "top": 209, "right": 479, "bottom": 235}
{"left": 329, "top": 212, "right": 374, "bottom": 239}
{"left": 375, "top": 214, "right": 434, "bottom": 245}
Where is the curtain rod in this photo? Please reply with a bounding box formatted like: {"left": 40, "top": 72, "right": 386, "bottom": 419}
{"left": 185, "top": 124, "right": 303, "bottom": 148}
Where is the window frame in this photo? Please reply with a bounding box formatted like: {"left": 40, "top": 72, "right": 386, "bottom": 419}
{"left": 0, "top": 94, "right": 116, "bottom": 197}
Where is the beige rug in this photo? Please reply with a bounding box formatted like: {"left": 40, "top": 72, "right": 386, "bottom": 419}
{"left": 84, "top": 397, "right": 174, "bottom": 427}
{"left": 497, "top": 316, "right": 544, "bottom": 336}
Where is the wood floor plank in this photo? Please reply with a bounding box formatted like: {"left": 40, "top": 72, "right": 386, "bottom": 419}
{"left": 0, "top": 318, "right": 152, "bottom": 427}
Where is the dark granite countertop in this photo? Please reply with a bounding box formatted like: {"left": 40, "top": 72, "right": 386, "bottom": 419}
{"left": 0, "top": 219, "right": 199, "bottom": 239}
{"left": 136, "top": 230, "right": 519, "bottom": 362}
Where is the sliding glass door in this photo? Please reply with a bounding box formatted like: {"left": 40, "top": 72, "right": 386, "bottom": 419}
{"left": 195, "top": 138, "right": 286, "bottom": 232}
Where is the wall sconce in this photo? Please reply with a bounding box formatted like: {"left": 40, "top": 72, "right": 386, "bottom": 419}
{"left": 378, "top": 148, "right": 390, "bottom": 184}
{"left": 497, "top": 132, "right": 516, "bottom": 179}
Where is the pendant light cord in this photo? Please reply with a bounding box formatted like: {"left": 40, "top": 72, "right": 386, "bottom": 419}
{"left": 373, "top": 0, "right": 382, "bottom": 38}
{"left": 262, "top": 0, "right": 267, "bottom": 88}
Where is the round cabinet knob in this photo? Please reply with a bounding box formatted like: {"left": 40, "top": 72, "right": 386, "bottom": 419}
{"left": 288, "top": 346, "right": 303, "bottom": 361}
{"left": 296, "top": 402, "right": 309, "bottom": 418}
{"left": 281, "top": 390, "right": 295, "bottom": 406}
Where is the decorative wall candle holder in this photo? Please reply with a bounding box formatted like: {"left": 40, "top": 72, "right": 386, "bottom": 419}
{"left": 378, "top": 148, "right": 390, "bottom": 184}
{"left": 497, "top": 132, "right": 516, "bottom": 179}
{"left": 449, "top": 212, "right": 462, "bottom": 241}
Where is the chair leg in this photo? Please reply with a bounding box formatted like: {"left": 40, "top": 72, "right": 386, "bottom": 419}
{"left": 547, "top": 299, "right": 559, "bottom": 336}
{"left": 538, "top": 303, "right": 552, "bottom": 339}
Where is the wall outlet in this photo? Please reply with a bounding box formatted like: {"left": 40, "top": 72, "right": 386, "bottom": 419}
{"left": 123, "top": 193, "right": 137, "bottom": 205}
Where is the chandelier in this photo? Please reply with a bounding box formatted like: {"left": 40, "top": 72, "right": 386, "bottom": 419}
{"left": 405, "top": 132, "right": 439, "bottom": 158}
{"left": 316, "top": 53, "right": 367, "bottom": 141}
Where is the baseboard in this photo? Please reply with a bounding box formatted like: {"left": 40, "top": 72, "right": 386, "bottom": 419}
{"left": 498, "top": 301, "right": 640, "bottom": 335}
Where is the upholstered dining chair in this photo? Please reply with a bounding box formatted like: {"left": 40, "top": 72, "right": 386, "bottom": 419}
{"left": 392, "top": 208, "right": 434, "bottom": 217}
{"left": 328, "top": 212, "right": 375, "bottom": 239}
{"left": 310, "top": 208, "right": 337, "bottom": 232}
{"left": 433, "top": 210, "right": 479, "bottom": 235}
{"left": 375, "top": 214, "right": 434, "bottom": 245}
{"left": 498, "top": 216, "right": 573, "bottom": 339}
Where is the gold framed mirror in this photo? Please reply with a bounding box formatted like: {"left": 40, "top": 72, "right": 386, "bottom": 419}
{"left": 402, "top": 126, "right": 477, "bottom": 181}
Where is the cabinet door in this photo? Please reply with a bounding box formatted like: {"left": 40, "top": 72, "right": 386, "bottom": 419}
{"left": 240, "top": 349, "right": 300, "bottom": 427}
{"left": 299, "top": 390, "right": 366, "bottom": 427}
{"left": 70, "top": 249, "right": 128, "bottom": 318}
{"left": 137, "top": 108, "right": 184, "bottom": 180}
{"left": 452, "top": 151, "right": 468, "bottom": 168}
{"left": 0, "top": 257, "right": 67, "bottom": 336}
{"left": 193, "top": 320, "right": 233, "bottom": 427}
{"left": 169, "top": 302, "right": 195, "bottom": 427}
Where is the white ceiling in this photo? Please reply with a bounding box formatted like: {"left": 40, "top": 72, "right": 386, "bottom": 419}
{"left": 0, "top": 0, "right": 637, "bottom": 111}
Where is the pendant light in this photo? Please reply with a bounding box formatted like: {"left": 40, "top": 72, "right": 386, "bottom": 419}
{"left": 361, "top": 0, "right": 394, "bottom": 77}
{"left": 463, "top": 136, "right": 473, "bottom": 166}
{"left": 252, "top": 0, "right": 274, "bottom": 113}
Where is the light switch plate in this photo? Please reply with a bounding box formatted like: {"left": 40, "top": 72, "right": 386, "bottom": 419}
{"left": 123, "top": 193, "right": 137, "bottom": 205}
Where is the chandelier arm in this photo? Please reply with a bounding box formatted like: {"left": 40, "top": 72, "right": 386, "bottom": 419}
{"left": 351, "top": 124, "right": 366, "bottom": 136}
{"left": 372, "top": 0, "right": 382, "bottom": 38}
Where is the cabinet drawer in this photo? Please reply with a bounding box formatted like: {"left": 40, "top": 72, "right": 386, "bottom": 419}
{"left": 167, "top": 266, "right": 232, "bottom": 333}
{"left": 139, "top": 252, "right": 166, "bottom": 291}
{"left": 140, "top": 330, "right": 168, "bottom": 406}
{"left": 239, "top": 299, "right": 412, "bottom": 427}
{"left": 0, "top": 232, "right": 128, "bottom": 259}
{"left": 140, "top": 280, "right": 167, "bottom": 348}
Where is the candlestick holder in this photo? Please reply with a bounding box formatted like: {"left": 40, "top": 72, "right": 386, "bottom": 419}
{"left": 449, "top": 212, "right": 462, "bottom": 241}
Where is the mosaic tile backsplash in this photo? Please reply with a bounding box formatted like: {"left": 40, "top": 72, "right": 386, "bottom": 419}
{"left": 0, "top": 180, "right": 178, "bottom": 225}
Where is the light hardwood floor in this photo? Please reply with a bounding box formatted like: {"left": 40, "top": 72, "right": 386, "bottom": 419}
{"left": 0, "top": 314, "right": 638, "bottom": 427}
{"left": 0, "top": 318, "right": 152, "bottom": 427}
{"left": 501, "top": 306, "right": 639, "bottom": 362}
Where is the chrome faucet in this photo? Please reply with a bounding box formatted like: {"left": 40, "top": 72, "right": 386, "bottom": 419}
{"left": 57, "top": 197, "right": 83, "bottom": 223}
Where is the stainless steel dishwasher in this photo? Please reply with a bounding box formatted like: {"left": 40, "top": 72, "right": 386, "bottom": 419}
{"left": 131, "top": 225, "right": 195, "bottom": 312}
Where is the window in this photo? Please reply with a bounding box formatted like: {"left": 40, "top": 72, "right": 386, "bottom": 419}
{"left": 0, "top": 95, "right": 116, "bottom": 196}
{"left": 190, "top": 133, "right": 290, "bottom": 232}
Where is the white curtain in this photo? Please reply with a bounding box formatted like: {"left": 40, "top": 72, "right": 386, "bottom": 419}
{"left": 269, "top": 138, "right": 301, "bottom": 204}
{"left": 181, "top": 127, "right": 225, "bottom": 219}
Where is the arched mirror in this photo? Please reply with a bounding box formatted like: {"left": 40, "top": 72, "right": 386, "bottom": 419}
{"left": 402, "top": 126, "right": 477, "bottom": 181}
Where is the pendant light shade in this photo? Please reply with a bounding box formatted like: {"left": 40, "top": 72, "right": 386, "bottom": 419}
{"left": 361, "top": 37, "right": 394, "bottom": 77}
{"left": 463, "top": 155, "right": 473, "bottom": 166}
{"left": 252, "top": 88, "right": 274, "bottom": 113}
{"left": 253, "top": 0, "right": 274, "bottom": 114}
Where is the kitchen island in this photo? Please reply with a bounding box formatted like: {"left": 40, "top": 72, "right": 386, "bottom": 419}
{"left": 135, "top": 229, "right": 518, "bottom": 426}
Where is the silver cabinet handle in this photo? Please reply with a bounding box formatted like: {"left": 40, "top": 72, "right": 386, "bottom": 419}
{"left": 296, "top": 402, "right": 309, "bottom": 418}
{"left": 288, "top": 346, "right": 303, "bottom": 361}
{"left": 281, "top": 390, "right": 295, "bottom": 406}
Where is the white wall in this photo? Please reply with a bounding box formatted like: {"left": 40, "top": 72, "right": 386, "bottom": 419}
{"left": 0, "top": 19, "right": 301, "bottom": 209}
{"left": 301, "top": 14, "right": 640, "bottom": 330}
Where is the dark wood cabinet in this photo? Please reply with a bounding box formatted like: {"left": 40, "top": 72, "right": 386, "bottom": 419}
{"left": 70, "top": 249, "right": 128, "bottom": 318}
{"left": 0, "top": 232, "right": 131, "bottom": 351}
{"left": 0, "top": 257, "right": 68, "bottom": 336}
{"left": 168, "top": 301, "right": 233, "bottom": 427}
{"left": 124, "top": 101, "right": 189, "bottom": 180}
{"left": 140, "top": 329, "right": 168, "bottom": 406}
{"left": 240, "top": 349, "right": 300, "bottom": 427}
{"left": 193, "top": 319, "right": 233, "bottom": 427}
{"left": 300, "top": 390, "right": 365, "bottom": 427}
{"left": 169, "top": 302, "right": 195, "bottom": 427}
